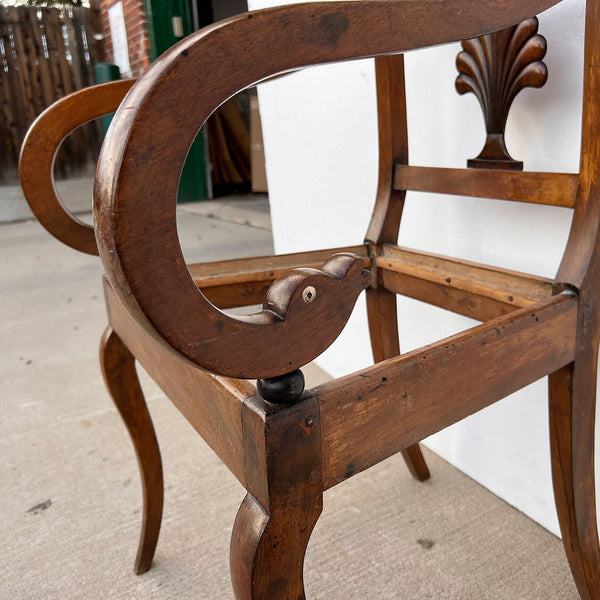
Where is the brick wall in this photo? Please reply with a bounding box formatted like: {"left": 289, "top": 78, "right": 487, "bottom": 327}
{"left": 100, "top": 0, "right": 150, "bottom": 78}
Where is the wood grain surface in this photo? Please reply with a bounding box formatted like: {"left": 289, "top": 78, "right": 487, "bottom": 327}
{"left": 19, "top": 0, "right": 600, "bottom": 596}
{"left": 94, "top": 0, "right": 563, "bottom": 379}
{"left": 316, "top": 293, "right": 578, "bottom": 489}
{"left": 19, "top": 80, "right": 133, "bottom": 254}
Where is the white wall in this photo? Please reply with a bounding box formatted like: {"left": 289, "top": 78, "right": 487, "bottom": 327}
{"left": 248, "top": 0, "right": 587, "bottom": 535}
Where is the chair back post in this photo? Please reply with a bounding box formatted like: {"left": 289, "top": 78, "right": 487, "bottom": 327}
{"left": 557, "top": 0, "right": 600, "bottom": 294}
{"left": 365, "top": 53, "right": 409, "bottom": 248}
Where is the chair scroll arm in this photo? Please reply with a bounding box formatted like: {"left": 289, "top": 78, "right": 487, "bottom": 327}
{"left": 19, "top": 80, "right": 135, "bottom": 255}
{"left": 94, "top": 0, "right": 561, "bottom": 380}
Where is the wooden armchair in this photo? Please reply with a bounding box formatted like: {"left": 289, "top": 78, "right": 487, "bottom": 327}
{"left": 19, "top": 0, "right": 600, "bottom": 597}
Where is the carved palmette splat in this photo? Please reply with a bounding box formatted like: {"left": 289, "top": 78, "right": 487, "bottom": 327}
{"left": 455, "top": 17, "right": 548, "bottom": 170}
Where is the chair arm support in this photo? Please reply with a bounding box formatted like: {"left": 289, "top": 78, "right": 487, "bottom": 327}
{"left": 19, "top": 80, "right": 134, "bottom": 255}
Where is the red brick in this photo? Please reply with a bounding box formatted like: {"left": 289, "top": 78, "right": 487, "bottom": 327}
{"left": 99, "top": 0, "right": 151, "bottom": 77}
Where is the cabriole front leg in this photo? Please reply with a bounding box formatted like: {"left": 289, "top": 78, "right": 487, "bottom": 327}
{"left": 100, "top": 327, "right": 164, "bottom": 574}
{"left": 231, "top": 393, "right": 323, "bottom": 599}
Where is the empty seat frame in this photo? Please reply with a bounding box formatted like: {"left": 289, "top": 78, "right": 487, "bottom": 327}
{"left": 19, "top": 0, "right": 600, "bottom": 597}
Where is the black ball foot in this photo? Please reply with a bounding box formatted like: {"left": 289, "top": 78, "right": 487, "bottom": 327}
{"left": 257, "top": 369, "right": 305, "bottom": 404}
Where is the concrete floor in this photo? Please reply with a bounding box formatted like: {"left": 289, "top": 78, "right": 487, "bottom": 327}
{"left": 1, "top": 198, "right": 580, "bottom": 599}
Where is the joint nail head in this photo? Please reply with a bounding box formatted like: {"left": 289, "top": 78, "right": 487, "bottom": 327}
{"left": 305, "top": 415, "right": 315, "bottom": 427}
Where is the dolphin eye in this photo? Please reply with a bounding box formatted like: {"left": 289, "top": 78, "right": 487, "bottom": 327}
{"left": 302, "top": 286, "right": 317, "bottom": 303}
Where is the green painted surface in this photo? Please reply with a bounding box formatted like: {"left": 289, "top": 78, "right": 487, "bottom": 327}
{"left": 144, "top": 0, "right": 208, "bottom": 202}
{"left": 93, "top": 62, "right": 120, "bottom": 136}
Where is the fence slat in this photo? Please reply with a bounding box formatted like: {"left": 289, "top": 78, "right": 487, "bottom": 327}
{"left": 0, "top": 4, "right": 105, "bottom": 184}
{"left": 2, "top": 14, "right": 28, "bottom": 165}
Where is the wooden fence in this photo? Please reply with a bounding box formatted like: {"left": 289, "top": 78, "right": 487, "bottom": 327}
{"left": 0, "top": 3, "right": 105, "bottom": 184}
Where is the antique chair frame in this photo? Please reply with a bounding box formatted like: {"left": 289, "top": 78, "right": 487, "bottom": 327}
{"left": 19, "top": 0, "right": 600, "bottom": 597}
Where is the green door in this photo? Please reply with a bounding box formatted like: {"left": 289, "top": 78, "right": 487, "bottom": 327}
{"left": 144, "top": 0, "right": 208, "bottom": 202}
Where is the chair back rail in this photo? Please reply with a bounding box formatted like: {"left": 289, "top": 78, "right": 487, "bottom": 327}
{"left": 393, "top": 166, "right": 578, "bottom": 208}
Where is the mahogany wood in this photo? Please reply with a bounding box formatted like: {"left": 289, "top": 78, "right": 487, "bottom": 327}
{"left": 189, "top": 245, "right": 369, "bottom": 287}
{"left": 317, "top": 292, "right": 578, "bottom": 489}
{"left": 19, "top": 80, "right": 134, "bottom": 255}
{"left": 365, "top": 55, "right": 409, "bottom": 247}
{"left": 108, "top": 244, "right": 370, "bottom": 380}
{"left": 104, "top": 278, "right": 252, "bottom": 487}
{"left": 94, "top": 0, "right": 563, "bottom": 381}
{"left": 455, "top": 17, "right": 548, "bottom": 169}
{"left": 189, "top": 245, "right": 369, "bottom": 308}
{"left": 382, "top": 270, "right": 520, "bottom": 321}
{"left": 366, "top": 286, "right": 431, "bottom": 481}
{"left": 550, "top": 361, "right": 600, "bottom": 600}
{"left": 549, "top": 3, "right": 600, "bottom": 592}
{"left": 99, "top": 327, "right": 163, "bottom": 574}
{"left": 18, "top": 0, "right": 600, "bottom": 597}
{"left": 367, "top": 53, "right": 430, "bottom": 482}
{"left": 231, "top": 395, "right": 323, "bottom": 599}
{"left": 556, "top": 0, "right": 600, "bottom": 291}
{"left": 379, "top": 244, "right": 553, "bottom": 321}
{"left": 379, "top": 244, "right": 553, "bottom": 310}
{"left": 393, "top": 165, "right": 578, "bottom": 208}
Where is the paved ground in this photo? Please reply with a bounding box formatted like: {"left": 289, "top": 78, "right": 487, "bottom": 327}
{"left": 0, "top": 194, "right": 580, "bottom": 599}
{"left": 0, "top": 176, "right": 271, "bottom": 229}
